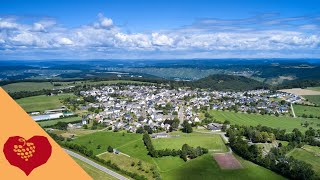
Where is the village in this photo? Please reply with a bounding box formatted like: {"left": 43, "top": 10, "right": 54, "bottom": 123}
{"left": 31, "top": 85, "right": 304, "bottom": 134}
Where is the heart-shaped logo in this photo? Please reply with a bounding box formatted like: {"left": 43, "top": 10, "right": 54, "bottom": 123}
{"left": 3, "top": 136, "right": 52, "bottom": 175}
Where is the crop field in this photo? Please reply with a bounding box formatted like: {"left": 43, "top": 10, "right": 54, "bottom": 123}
{"left": 72, "top": 131, "right": 283, "bottom": 179}
{"left": 16, "top": 93, "right": 75, "bottom": 112}
{"left": 286, "top": 145, "right": 320, "bottom": 176}
{"left": 279, "top": 88, "right": 320, "bottom": 95}
{"left": 303, "top": 95, "right": 320, "bottom": 105}
{"left": 214, "top": 153, "right": 243, "bottom": 169}
{"left": 72, "top": 157, "right": 116, "bottom": 180}
{"left": 209, "top": 110, "right": 320, "bottom": 132}
{"left": 37, "top": 116, "right": 81, "bottom": 127}
{"left": 293, "top": 104, "right": 320, "bottom": 117}
{"left": 152, "top": 132, "right": 228, "bottom": 152}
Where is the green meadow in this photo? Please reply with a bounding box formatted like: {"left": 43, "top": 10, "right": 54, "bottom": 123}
{"left": 152, "top": 132, "right": 228, "bottom": 152}
{"left": 72, "top": 131, "right": 283, "bottom": 179}
{"left": 307, "top": 87, "right": 320, "bottom": 92}
{"left": 2, "top": 82, "right": 54, "bottom": 93}
{"left": 161, "top": 153, "right": 284, "bottom": 180}
{"left": 16, "top": 93, "right": 75, "bottom": 112}
{"left": 293, "top": 104, "right": 320, "bottom": 117}
{"left": 286, "top": 145, "right": 320, "bottom": 176}
{"left": 209, "top": 110, "right": 319, "bottom": 132}
{"left": 303, "top": 95, "right": 320, "bottom": 105}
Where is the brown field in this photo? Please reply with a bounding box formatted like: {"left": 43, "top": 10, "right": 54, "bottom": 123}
{"left": 214, "top": 153, "right": 243, "bottom": 169}
{"left": 278, "top": 88, "right": 320, "bottom": 95}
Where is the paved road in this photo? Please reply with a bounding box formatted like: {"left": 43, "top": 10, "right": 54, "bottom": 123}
{"left": 64, "top": 149, "right": 129, "bottom": 180}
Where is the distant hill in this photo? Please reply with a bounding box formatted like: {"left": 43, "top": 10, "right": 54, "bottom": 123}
{"left": 186, "top": 74, "right": 268, "bottom": 91}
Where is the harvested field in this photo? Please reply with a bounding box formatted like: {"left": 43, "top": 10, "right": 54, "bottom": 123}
{"left": 214, "top": 153, "right": 243, "bottom": 169}
{"left": 278, "top": 88, "right": 320, "bottom": 95}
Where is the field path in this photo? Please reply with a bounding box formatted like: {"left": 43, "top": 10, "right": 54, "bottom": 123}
{"left": 290, "top": 103, "right": 296, "bottom": 118}
{"left": 64, "top": 149, "right": 129, "bottom": 180}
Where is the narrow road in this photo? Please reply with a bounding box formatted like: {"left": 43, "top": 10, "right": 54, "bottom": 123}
{"left": 291, "top": 103, "right": 296, "bottom": 118}
{"left": 178, "top": 106, "right": 184, "bottom": 126}
{"left": 64, "top": 149, "right": 129, "bottom": 180}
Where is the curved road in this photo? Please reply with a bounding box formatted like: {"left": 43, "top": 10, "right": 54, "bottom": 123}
{"left": 64, "top": 149, "right": 129, "bottom": 180}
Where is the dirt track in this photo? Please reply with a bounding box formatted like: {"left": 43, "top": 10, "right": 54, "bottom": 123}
{"left": 214, "top": 153, "right": 243, "bottom": 169}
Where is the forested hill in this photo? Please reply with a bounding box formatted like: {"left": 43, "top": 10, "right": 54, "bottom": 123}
{"left": 184, "top": 74, "right": 268, "bottom": 91}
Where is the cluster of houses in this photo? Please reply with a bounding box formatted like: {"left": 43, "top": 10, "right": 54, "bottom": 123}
{"left": 79, "top": 86, "right": 204, "bottom": 132}
{"left": 75, "top": 85, "right": 303, "bottom": 133}
{"left": 211, "top": 90, "right": 303, "bottom": 114}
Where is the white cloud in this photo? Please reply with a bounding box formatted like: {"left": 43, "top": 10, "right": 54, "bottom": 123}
{"left": 0, "top": 13, "right": 319, "bottom": 59}
{"left": 33, "top": 23, "right": 46, "bottom": 32}
{"left": 96, "top": 13, "right": 113, "bottom": 28}
{"left": 56, "top": 37, "right": 73, "bottom": 45}
{"left": 152, "top": 33, "right": 174, "bottom": 46}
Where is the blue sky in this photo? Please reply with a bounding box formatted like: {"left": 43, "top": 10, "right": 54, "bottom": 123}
{"left": 0, "top": 0, "right": 319, "bottom": 59}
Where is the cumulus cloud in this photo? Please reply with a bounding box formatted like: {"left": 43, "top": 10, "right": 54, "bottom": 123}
{"left": 0, "top": 13, "right": 319, "bottom": 59}
{"left": 56, "top": 37, "right": 73, "bottom": 45}
{"left": 93, "top": 13, "right": 113, "bottom": 28}
{"left": 33, "top": 23, "right": 46, "bottom": 32}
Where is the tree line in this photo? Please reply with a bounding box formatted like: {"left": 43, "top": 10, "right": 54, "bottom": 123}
{"left": 226, "top": 124, "right": 320, "bottom": 180}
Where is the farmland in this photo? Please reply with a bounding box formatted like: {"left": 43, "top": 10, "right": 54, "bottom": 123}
{"left": 2, "top": 82, "right": 54, "bottom": 93}
{"left": 98, "top": 152, "right": 155, "bottom": 179}
{"left": 152, "top": 132, "right": 228, "bottom": 152}
{"left": 293, "top": 104, "right": 320, "bottom": 117}
{"left": 307, "top": 87, "right": 320, "bottom": 92}
{"left": 279, "top": 88, "right": 320, "bottom": 95}
{"left": 161, "top": 153, "right": 284, "bottom": 180}
{"left": 71, "top": 131, "right": 283, "bottom": 179}
{"left": 72, "top": 157, "right": 116, "bottom": 180}
{"left": 209, "top": 110, "right": 320, "bottom": 132}
{"left": 16, "top": 93, "right": 75, "bottom": 112}
{"left": 286, "top": 145, "right": 320, "bottom": 176}
{"left": 303, "top": 95, "right": 320, "bottom": 105}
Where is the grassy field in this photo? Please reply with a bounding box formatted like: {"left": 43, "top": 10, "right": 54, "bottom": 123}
{"left": 303, "top": 95, "right": 320, "bottom": 105}
{"left": 307, "top": 87, "right": 320, "bottom": 92}
{"left": 16, "top": 93, "right": 75, "bottom": 112}
{"left": 2, "top": 80, "right": 153, "bottom": 93}
{"left": 72, "top": 131, "right": 283, "bottom": 179}
{"left": 161, "top": 153, "right": 284, "bottom": 180}
{"left": 152, "top": 132, "right": 228, "bottom": 152}
{"left": 293, "top": 104, "right": 320, "bottom": 117}
{"left": 286, "top": 145, "right": 320, "bottom": 176}
{"left": 99, "top": 152, "right": 155, "bottom": 179}
{"left": 72, "top": 157, "right": 117, "bottom": 180}
{"left": 209, "top": 110, "right": 319, "bottom": 132}
{"left": 37, "top": 116, "right": 81, "bottom": 126}
{"left": 2, "top": 82, "right": 54, "bottom": 93}
{"left": 72, "top": 131, "right": 143, "bottom": 155}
